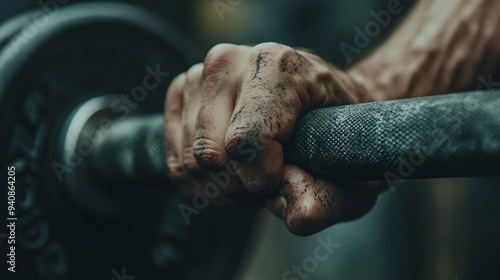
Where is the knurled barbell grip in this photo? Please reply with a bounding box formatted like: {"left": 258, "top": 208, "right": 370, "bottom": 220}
{"left": 90, "top": 91, "right": 500, "bottom": 188}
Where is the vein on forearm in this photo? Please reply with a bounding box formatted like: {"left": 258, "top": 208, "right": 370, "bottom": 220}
{"left": 348, "top": 0, "right": 500, "bottom": 101}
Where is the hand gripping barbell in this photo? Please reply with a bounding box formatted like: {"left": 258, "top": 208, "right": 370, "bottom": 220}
{"left": 71, "top": 90, "right": 500, "bottom": 193}
{"left": 1, "top": 2, "right": 499, "bottom": 280}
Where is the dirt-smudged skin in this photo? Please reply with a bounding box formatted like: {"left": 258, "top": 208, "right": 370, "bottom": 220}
{"left": 252, "top": 53, "right": 264, "bottom": 80}
{"left": 164, "top": 42, "right": 368, "bottom": 233}
{"left": 165, "top": 0, "right": 500, "bottom": 236}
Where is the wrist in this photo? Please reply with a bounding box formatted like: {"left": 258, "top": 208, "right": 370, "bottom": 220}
{"left": 346, "top": 67, "right": 388, "bottom": 102}
{"left": 312, "top": 65, "right": 376, "bottom": 107}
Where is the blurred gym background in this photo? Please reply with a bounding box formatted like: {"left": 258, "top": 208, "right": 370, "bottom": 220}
{"left": 1, "top": 1, "right": 499, "bottom": 279}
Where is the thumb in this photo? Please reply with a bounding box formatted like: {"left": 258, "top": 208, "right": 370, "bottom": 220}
{"left": 265, "top": 165, "right": 380, "bottom": 236}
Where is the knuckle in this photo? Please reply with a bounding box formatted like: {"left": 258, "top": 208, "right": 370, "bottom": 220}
{"left": 224, "top": 129, "right": 256, "bottom": 160}
{"left": 250, "top": 43, "right": 314, "bottom": 77}
{"left": 205, "top": 43, "right": 240, "bottom": 61}
{"left": 253, "top": 42, "right": 290, "bottom": 53}
{"left": 252, "top": 43, "right": 295, "bottom": 61}
{"left": 165, "top": 73, "right": 186, "bottom": 104}
{"left": 203, "top": 43, "right": 240, "bottom": 76}
{"left": 182, "top": 147, "right": 201, "bottom": 173}
{"left": 185, "top": 63, "right": 204, "bottom": 85}
{"left": 170, "top": 73, "right": 187, "bottom": 91}
{"left": 193, "top": 138, "right": 225, "bottom": 167}
{"left": 224, "top": 126, "right": 273, "bottom": 160}
{"left": 251, "top": 43, "right": 311, "bottom": 75}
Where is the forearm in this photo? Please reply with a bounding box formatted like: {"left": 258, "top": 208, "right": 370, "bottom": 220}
{"left": 348, "top": 0, "right": 500, "bottom": 101}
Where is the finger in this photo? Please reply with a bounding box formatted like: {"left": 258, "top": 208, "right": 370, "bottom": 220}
{"left": 265, "top": 165, "right": 380, "bottom": 236}
{"left": 186, "top": 157, "right": 263, "bottom": 207}
{"left": 181, "top": 63, "right": 204, "bottom": 175}
{"left": 193, "top": 44, "right": 245, "bottom": 169}
{"left": 224, "top": 45, "right": 306, "bottom": 196}
{"left": 165, "top": 73, "right": 189, "bottom": 181}
{"left": 165, "top": 73, "right": 195, "bottom": 194}
{"left": 192, "top": 45, "right": 253, "bottom": 198}
{"left": 180, "top": 64, "right": 241, "bottom": 206}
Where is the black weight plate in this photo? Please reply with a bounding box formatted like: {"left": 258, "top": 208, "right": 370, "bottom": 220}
{"left": 0, "top": 3, "right": 257, "bottom": 280}
{"left": 0, "top": 12, "right": 27, "bottom": 50}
